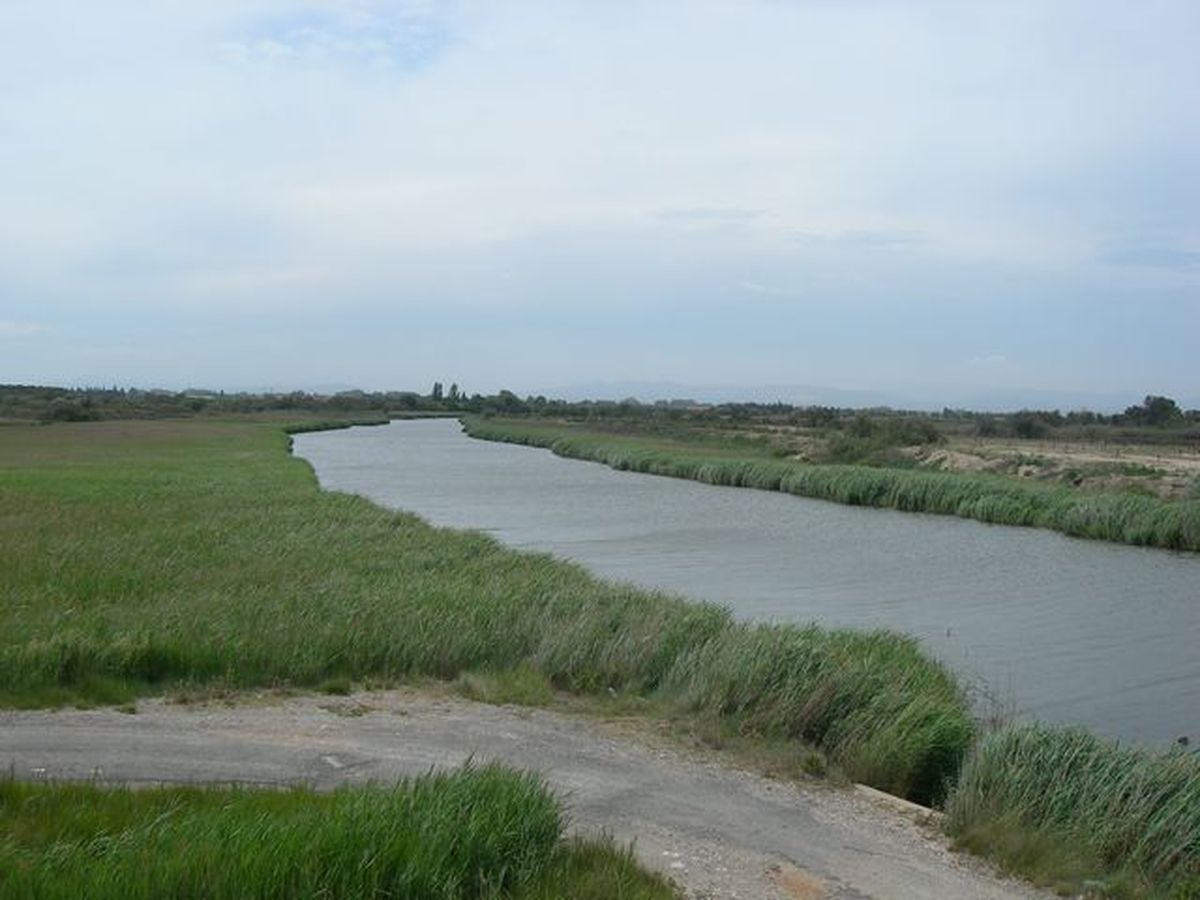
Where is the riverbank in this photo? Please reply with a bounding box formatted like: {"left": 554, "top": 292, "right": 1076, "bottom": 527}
{"left": 461, "top": 417, "right": 1200, "bottom": 553}
{"left": 2, "top": 417, "right": 1197, "bottom": 896}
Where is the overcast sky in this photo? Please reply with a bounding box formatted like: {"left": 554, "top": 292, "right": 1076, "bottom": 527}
{"left": 2, "top": 1, "right": 1197, "bottom": 407}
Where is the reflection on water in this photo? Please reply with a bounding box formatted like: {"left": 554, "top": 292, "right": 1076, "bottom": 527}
{"left": 295, "top": 419, "right": 1200, "bottom": 747}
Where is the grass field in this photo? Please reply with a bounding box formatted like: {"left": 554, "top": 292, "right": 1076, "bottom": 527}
{"left": 0, "top": 763, "right": 674, "bottom": 899}
{"left": 3, "top": 416, "right": 1198, "bottom": 895}
{"left": 462, "top": 417, "right": 1200, "bottom": 552}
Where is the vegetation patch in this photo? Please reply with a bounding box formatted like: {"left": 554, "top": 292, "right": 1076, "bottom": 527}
{"left": 0, "top": 764, "right": 675, "bottom": 899}
{"left": 945, "top": 725, "right": 1200, "bottom": 898}
{"left": 456, "top": 663, "right": 557, "bottom": 708}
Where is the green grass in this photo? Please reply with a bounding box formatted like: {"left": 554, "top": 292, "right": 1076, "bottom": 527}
{"left": 945, "top": 725, "right": 1200, "bottom": 898}
{"left": 462, "top": 417, "right": 1200, "bottom": 552}
{"left": 456, "top": 662, "right": 557, "bottom": 708}
{"left": 0, "top": 417, "right": 971, "bottom": 804}
{"left": 0, "top": 764, "right": 676, "bottom": 899}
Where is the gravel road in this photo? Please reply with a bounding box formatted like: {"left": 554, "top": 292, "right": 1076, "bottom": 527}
{"left": 0, "top": 690, "right": 1045, "bottom": 900}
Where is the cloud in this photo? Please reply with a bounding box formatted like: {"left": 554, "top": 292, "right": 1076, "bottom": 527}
{"left": 1098, "top": 238, "right": 1200, "bottom": 271}
{"left": 227, "top": 5, "right": 453, "bottom": 71}
{"left": 791, "top": 229, "right": 927, "bottom": 248}
{"left": 0, "top": 321, "right": 49, "bottom": 337}
{"left": 738, "top": 279, "right": 802, "bottom": 299}
{"left": 0, "top": 1, "right": 1196, "bottom": 397}
{"left": 655, "top": 207, "right": 763, "bottom": 225}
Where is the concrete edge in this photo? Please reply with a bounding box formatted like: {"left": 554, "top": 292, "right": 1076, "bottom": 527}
{"left": 853, "top": 783, "right": 944, "bottom": 823}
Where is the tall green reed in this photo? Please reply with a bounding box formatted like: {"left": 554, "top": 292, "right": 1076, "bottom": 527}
{"left": 0, "top": 764, "right": 617, "bottom": 900}
{"left": 945, "top": 724, "right": 1200, "bottom": 895}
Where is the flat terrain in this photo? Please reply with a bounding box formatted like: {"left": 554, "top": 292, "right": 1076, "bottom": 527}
{"left": 921, "top": 438, "right": 1200, "bottom": 500}
{"left": 0, "top": 689, "right": 1045, "bottom": 900}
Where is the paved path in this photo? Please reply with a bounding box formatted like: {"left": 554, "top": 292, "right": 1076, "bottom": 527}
{"left": 0, "top": 690, "right": 1044, "bottom": 900}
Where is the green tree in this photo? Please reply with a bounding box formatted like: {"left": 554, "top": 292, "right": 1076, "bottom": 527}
{"left": 1126, "top": 395, "right": 1183, "bottom": 427}
{"left": 1011, "top": 411, "right": 1048, "bottom": 439}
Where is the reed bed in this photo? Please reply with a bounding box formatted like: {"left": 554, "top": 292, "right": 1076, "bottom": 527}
{"left": 945, "top": 725, "right": 1200, "bottom": 896}
{"left": 0, "top": 764, "right": 674, "bottom": 899}
{"left": 463, "top": 418, "right": 1200, "bottom": 552}
{"left": 659, "top": 624, "right": 972, "bottom": 804}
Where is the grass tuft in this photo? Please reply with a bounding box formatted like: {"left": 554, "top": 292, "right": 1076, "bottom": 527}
{"left": 456, "top": 663, "right": 556, "bottom": 707}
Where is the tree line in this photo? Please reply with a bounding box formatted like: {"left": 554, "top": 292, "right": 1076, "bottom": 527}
{"left": 2, "top": 384, "right": 1196, "bottom": 446}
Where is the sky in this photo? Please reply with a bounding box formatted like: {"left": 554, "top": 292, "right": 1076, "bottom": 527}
{"left": 1, "top": 1, "right": 1197, "bottom": 408}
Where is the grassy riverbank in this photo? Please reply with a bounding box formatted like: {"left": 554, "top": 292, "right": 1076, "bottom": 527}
{"left": 462, "top": 417, "right": 1200, "bottom": 553}
{"left": 3, "top": 417, "right": 1198, "bottom": 895}
{"left": 0, "top": 763, "right": 672, "bottom": 899}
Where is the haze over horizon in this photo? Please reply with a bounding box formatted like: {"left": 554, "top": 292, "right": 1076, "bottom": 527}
{"left": 2, "top": 2, "right": 1197, "bottom": 405}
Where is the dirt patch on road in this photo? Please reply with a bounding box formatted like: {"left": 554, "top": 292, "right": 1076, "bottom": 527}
{"left": 772, "top": 864, "right": 828, "bottom": 898}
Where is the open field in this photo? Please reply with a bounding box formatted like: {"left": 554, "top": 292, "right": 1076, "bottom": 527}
{"left": 461, "top": 417, "right": 1200, "bottom": 552}
{"left": 0, "top": 762, "right": 672, "bottom": 900}
{"left": 3, "top": 416, "right": 1198, "bottom": 896}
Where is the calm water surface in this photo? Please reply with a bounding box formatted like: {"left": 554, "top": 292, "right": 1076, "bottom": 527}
{"left": 295, "top": 419, "right": 1200, "bottom": 746}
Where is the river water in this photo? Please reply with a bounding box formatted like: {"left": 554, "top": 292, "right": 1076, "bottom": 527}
{"left": 294, "top": 419, "right": 1200, "bottom": 747}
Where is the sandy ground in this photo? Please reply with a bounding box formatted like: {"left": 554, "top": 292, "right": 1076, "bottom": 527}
{"left": 0, "top": 689, "right": 1049, "bottom": 900}
{"left": 948, "top": 438, "right": 1200, "bottom": 471}
{"left": 919, "top": 439, "right": 1200, "bottom": 499}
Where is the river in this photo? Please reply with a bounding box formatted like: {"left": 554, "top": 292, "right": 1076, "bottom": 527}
{"left": 294, "top": 418, "right": 1200, "bottom": 747}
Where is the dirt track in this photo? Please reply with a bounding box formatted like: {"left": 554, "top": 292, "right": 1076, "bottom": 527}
{"left": 0, "top": 689, "right": 1046, "bottom": 900}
